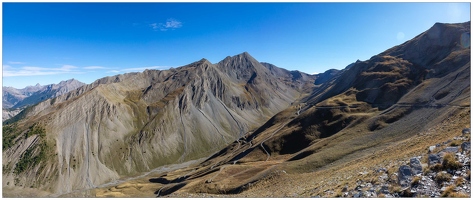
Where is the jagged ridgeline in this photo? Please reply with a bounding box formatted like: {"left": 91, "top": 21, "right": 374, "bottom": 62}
{"left": 3, "top": 79, "right": 86, "bottom": 121}
{"left": 2, "top": 52, "right": 320, "bottom": 195}
{"left": 107, "top": 22, "right": 468, "bottom": 197}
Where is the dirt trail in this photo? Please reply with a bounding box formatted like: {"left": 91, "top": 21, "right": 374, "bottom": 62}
{"left": 50, "top": 157, "right": 206, "bottom": 197}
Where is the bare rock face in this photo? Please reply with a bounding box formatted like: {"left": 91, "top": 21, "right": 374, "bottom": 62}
{"left": 2, "top": 52, "right": 316, "bottom": 196}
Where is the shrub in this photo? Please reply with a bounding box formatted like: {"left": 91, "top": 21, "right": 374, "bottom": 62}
{"left": 455, "top": 177, "right": 464, "bottom": 186}
{"left": 435, "top": 172, "right": 452, "bottom": 184}
{"left": 450, "top": 140, "right": 462, "bottom": 147}
{"left": 411, "top": 176, "right": 421, "bottom": 186}
{"left": 441, "top": 185, "right": 455, "bottom": 197}
{"left": 442, "top": 153, "right": 463, "bottom": 170}
{"left": 388, "top": 185, "right": 402, "bottom": 194}
{"left": 449, "top": 192, "right": 470, "bottom": 198}
{"left": 430, "top": 163, "right": 443, "bottom": 172}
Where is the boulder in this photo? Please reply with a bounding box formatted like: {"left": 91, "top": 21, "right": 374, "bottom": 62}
{"left": 398, "top": 165, "right": 413, "bottom": 188}
{"left": 461, "top": 142, "right": 470, "bottom": 152}
{"left": 462, "top": 128, "right": 470, "bottom": 136}
{"left": 428, "top": 146, "right": 436, "bottom": 153}
{"left": 428, "top": 154, "right": 441, "bottom": 166}
{"left": 410, "top": 157, "right": 423, "bottom": 175}
{"left": 443, "top": 146, "right": 459, "bottom": 153}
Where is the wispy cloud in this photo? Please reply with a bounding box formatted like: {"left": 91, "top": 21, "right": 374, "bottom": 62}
{"left": 150, "top": 18, "right": 182, "bottom": 31}
{"left": 106, "top": 66, "right": 166, "bottom": 73}
{"left": 8, "top": 61, "right": 26, "bottom": 65}
{"left": 3, "top": 65, "right": 82, "bottom": 77}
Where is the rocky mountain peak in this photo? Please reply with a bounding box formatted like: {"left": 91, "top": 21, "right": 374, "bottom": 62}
{"left": 382, "top": 21, "right": 470, "bottom": 67}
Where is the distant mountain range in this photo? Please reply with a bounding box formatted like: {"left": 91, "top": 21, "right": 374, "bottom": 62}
{"left": 2, "top": 79, "right": 85, "bottom": 121}
{"left": 2, "top": 22, "right": 470, "bottom": 197}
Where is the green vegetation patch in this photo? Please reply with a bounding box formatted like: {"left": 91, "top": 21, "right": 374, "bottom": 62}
{"left": 9, "top": 124, "right": 53, "bottom": 175}
{"left": 3, "top": 124, "right": 21, "bottom": 150}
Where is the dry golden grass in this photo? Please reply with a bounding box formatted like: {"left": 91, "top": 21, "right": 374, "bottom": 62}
{"left": 411, "top": 176, "right": 421, "bottom": 186}
{"left": 441, "top": 185, "right": 455, "bottom": 197}
{"left": 442, "top": 153, "right": 463, "bottom": 171}
{"left": 449, "top": 192, "right": 470, "bottom": 198}
{"left": 455, "top": 177, "right": 464, "bottom": 186}
{"left": 449, "top": 140, "right": 462, "bottom": 147}
{"left": 435, "top": 172, "right": 452, "bottom": 184}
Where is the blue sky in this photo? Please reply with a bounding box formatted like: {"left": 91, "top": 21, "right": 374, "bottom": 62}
{"left": 2, "top": 2, "right": 470, "bottom": 88}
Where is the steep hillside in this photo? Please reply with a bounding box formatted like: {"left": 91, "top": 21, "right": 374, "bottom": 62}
{"left": 2, "top": 53, "right": 317, "bottom": 196}
{"left": 95, "top": 22, "right": 470, "bottom": 198}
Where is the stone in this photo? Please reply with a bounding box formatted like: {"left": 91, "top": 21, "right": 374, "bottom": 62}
{"left": 377, "top": 168, "right": 387, "bottom": 173}
{"left": 398, "top": 165, "right": 413, "bottom": 187}
{"left": 461, "top": 142, "right": 470, "bottom": 152}
{"left": 428, "top": 154, "right": 441, "bottom": 166}
{"left": 353, "top": 192, "right": 361, "bottom": 198}
{"left": 441, "top": 186, "right": 447, "bottom": 192}
{"left": 462, "top": 128, "right": 470, "bottom": 136}
{"left": 381, "top": 187, "right": 389, "bottom": 194}
{"left": 410, "top": 157, "right": 423, "bottom": 175}
{"left": 379, "top": 174, "right": 388, "bottom": 180}
{"left": 444, "top": 146, "right": 459, "bottom": 153}
{"left": 429, "top": 146, "right": 436, "bottom": 153}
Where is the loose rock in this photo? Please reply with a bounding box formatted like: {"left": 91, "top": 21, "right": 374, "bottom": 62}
{"left": 398, "top": 165, "right": 413, "bottom": 188}
{"left": 461, "top": 142, "right": 470, "bottom": 152}
{"left": 428, "top": 154, "right": 441, "bottom": 166}
{"left": 410, "top": 157, "right": 423, "bottom": 175}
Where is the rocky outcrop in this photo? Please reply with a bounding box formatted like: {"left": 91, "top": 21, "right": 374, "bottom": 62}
{"left": 339, "top": 129, "right": 470, "bottom": 198}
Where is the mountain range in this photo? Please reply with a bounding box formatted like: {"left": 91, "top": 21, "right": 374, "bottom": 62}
{"left": 2, "top": 21, "right": 470, "bottom": 197}
{"left": 2, "top": 79, "right": 85, "bottom": 121}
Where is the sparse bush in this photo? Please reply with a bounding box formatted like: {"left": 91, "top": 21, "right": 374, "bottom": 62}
{"left": 400, "top": 188, "right": 414, "bottom": 197}
{"left": 423, "top": 167, "right": 432, "bottom": 175}
{"left": 449, "top": 192, "right": 470, "bottom": 198}
{"left": 388, "top": 185, "right": 402, "bottom": 194}
{"left": 450, "top": 140, "right": 462, "bottom": 147}
{"left": 430, "top": 163, "right": 443, "bottom": 172}
{"left": 411, "top": 176, "right": 421, "bottom": 186}
{"left": 442, "top": 153, "right": 463, "bottom": 170}
{"left": 455, "top": 177, "right": 464, "bottom": 186}
{"left": 441, "top": 185, "right": 455, "bottom": 197}
{"left": 435, "top": 172, "right": 452, "bottom": 184}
